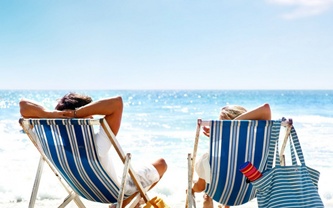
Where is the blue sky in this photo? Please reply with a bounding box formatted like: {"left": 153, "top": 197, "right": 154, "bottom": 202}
{"left": 0, "top": 0, "right": 332, "bottom": 90}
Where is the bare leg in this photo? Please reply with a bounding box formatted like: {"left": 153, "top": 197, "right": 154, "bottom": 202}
{"left": 203, "top": 194, "right": 213, "bottom": 208}
{"left": 152, "top": 158, "right": 168, "bottom": 178}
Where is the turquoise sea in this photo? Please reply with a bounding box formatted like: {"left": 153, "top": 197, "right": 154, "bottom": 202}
{"left": 1, "top": 90, "right": 332, "bottom": 207}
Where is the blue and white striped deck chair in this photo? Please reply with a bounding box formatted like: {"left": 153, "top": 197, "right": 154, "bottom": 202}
{"left": 187, "top": 119, "right": 290, "bottom": 207}
{"left": 19, "top": 118, "right": 150, "bottom": 208}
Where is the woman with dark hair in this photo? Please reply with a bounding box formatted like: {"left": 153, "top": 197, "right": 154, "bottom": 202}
{"left": 19, "top": 92, "right": 168, "bottom": 208}
{"left": 54, "top": 92, "right": 93, "bottom": 111}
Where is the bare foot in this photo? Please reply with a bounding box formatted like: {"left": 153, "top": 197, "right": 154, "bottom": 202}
{"left": 203, "top": 194, "right": 213, "bottom": 208}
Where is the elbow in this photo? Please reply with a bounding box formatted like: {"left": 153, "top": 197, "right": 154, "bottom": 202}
{"left": 19, "top": 99, "right": 28, "bottom": 117}
{"left": 262, "top": 103, "right": 272, "bottom": 120}
{"left": 108, "top": 96, "right": 123, "bottom": 115}
{"left": 262, "top": 103, "right": 270, "bottom": 110}
{"left": 115, "top": 96, "right": 123, "bottom": 110}
{"left": 19, "top": 99, "right": 27, "bottom": 106}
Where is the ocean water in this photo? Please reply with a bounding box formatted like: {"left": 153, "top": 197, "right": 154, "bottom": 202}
{"left": 1, "top": 90, "right": 332, "bottom": 208}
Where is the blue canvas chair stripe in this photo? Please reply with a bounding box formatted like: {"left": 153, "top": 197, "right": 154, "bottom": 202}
{"left": 203, "top": 120, "right": 281, "bottom": 206}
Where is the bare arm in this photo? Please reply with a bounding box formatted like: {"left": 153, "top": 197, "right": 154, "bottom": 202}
{"left": 20, "top": 96, "right": 124, "bottom": 136}
{"left": 74, "top": 96, "right": 123, "bottom": 135}
{"left": 234, "top": 103, "right": 271, "bottom": 120}
{"left": 202, "top": 103, "right": 272, "bottom": 137}
{"left": 19, "top": 99, "right": 67, "bottom": 118}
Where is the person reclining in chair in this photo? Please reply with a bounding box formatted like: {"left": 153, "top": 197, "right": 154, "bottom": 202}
{"left": 191, "top": 103, "right": 271, "bottom": 208}
{"left": 19, "top": 92, "right": 168, "bottom": 208}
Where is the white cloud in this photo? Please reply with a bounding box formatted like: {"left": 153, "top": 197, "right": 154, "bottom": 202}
{"left": 268, "top": 0, "right": 333, "bottom": 19}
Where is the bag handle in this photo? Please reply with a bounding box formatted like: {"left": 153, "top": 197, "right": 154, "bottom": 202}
{"left": 289, "top": 126, "right": 306, "bottom": 165}
{"left": 268, "top": 125, "right": 306, "bottom": 168}
{"left": 274, "top": 138, "right": 282, "bottom": 167}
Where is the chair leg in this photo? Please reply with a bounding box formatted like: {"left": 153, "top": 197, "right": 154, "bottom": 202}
{"left": 186, "top": 119, "right": 202, "bottom": 208}
{"left": 186, "top": 153, "right": 194, "bottom": 208}
{"left": 47, "top": 160, "right": 86, "bottom": 207}
{"left": 58, "top": 191, "right": 86, "bottom": 208}
{"left": 58, "top": 191, "right": 77, "bottom": 208}
{"left": 116, "top": 153, "right": 150, "bottom": 208}
{"left": 101, "top": 119, "right": 150, "bottom": 203}
{"left": 127, "top": 193, "right": 141, "bottom": 208}
{"left": 117, "top": 153, "right": 132, "bottom": 208}
{"left": 29, "top": 156, "right": 45, "bottom": 208}
{"left": 280, "top": 125, "right": 292, "bottom": 166}
{"left": 72, "top": 195, "right": 86, "bottom": 208}
{"left": 29, "top": 155, "right": 86, "bottom": 208}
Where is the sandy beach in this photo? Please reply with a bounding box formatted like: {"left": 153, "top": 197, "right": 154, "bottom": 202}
{"left": 0, "top": 193, "right": 259, "bottom": 208}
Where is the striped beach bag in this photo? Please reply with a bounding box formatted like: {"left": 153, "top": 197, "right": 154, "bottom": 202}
{"left": 251, "top": 126, "right": 324, "bottom": 208}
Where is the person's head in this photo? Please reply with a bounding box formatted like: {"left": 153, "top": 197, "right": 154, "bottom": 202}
{"left": 219, "top": 105, "right": 247, "bottom": 120}
{"left": 55, "top": 92, "right": 92, "bottom": 111}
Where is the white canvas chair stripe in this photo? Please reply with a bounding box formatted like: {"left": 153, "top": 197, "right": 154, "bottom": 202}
{"left": 204, "top": 120, "right": 282, "bottom": 206}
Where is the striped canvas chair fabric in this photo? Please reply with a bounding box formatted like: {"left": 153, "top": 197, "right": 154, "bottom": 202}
{"left": 19, "top": 118, "right": 148, "bottom": 208}
{"left": 32, "top": 118, "right": 121, "bottom": 202}
{"left": 187, "top": 119, "right": 282, "bottom": 207}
